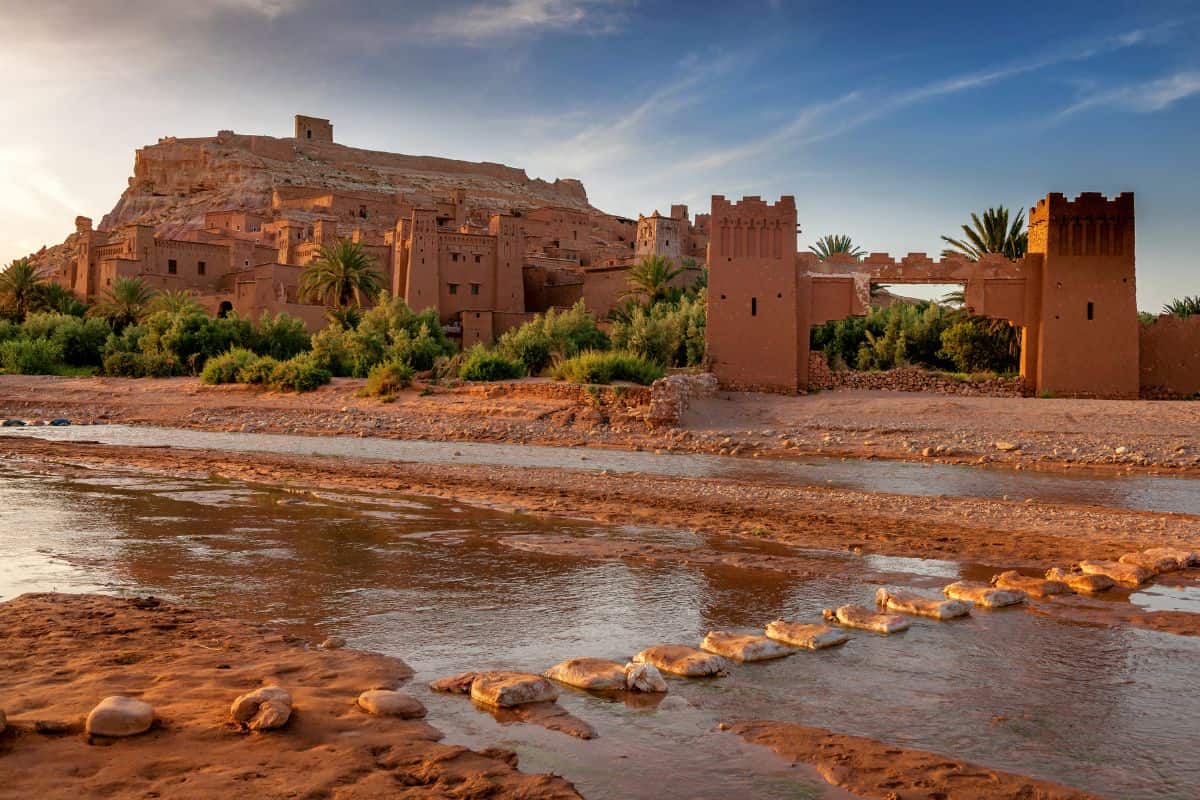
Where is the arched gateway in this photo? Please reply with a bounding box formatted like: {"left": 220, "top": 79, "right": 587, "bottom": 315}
{"left": 705, "top": 192, "right": 1138, "bottom": 398}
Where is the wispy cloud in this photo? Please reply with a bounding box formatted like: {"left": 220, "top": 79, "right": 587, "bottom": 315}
{"left": 423, "top": 0, "right": 630, "bottom": 42}
{"left": 1057, "top": 71, "right": 1200, "bottom": 118}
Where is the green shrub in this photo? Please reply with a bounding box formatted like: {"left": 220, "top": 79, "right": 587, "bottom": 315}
{"left": 609, "top": 290, "right": 706, "bottom": 368}
{"left": 495, "top": 302, "right": 609, "bottom": 374}
{"left": 101, "top": 351, "right": 178, "bottom": 378}
{"left": 0, "top": 320, "right": 19, "bottom": 344}
{"left": 362, "top": 360, "right": 415, "bottom": 398}
{"left": 0, "top": 338, "right": 64, "bottom": 375}
{"left": 18, "top": 312, "right": 109, "bottom": 367}
{"left": 267, "top": 354, "right": 331, "bottom": 392}
{"left": 252, "top": 313, "right": 311, "bottom": 361}
{"left": 238, "top": 355, "right": 279, "bottom": 385}
{"left": 458, "top": 345, "right": 525, "bottom": 381}
{"left": 311, "top": 295, "right": 454, "bottom": 377}
{"left": 137, "top": 311, "right": 255, "bottom": 374}
{"left": 550, "top": 350, "right": 665, "bottom": 385}
{"left": 200, "top": 348, "right": 260, "bottom": 385}
{"left": 938, "top": 318, "right": 1019, "bottom": 374}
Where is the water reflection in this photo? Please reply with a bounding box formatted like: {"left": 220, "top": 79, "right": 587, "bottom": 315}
{"left": 0, "top": 463, "right": 1197, "bottom": 799}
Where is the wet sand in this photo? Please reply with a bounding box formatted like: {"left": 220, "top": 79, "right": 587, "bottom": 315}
{"left": 0, "top": 593, "right": 580, "bottom": 799}
{"left": 1, "top": 374, "right": 1199, "bottom": 475}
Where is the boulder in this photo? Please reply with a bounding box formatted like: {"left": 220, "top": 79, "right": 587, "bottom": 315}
{"left": 1078, "top": 560, "right": 1151, "bottom": 587}
{"left": 632, "top": 644, "right": 728, "bottom": 677}
{"left": 1119, "top": 551, "right": 1180, "bottom": 575}
{"left": 763, "top": 620, "right": 850, "bottom": 650}
{"left": 1045, "top": 567, "right": 1114, "bottom": 594}
{"left": 990, "top": 571, "right": 1069, "bottom": 599}
{"left": 357, "top": 689, "right": 425, "bottom": 718}
{"left": 430, "top": 672, "right": 478, "bottom": 694}
{"left": 942, "top": 580, "right": 1026, "bottom": 608}
{"left": 1140, "top": 547, "right": 1199, "bottom": 569}
{"left": 624, "top": 662, "right": 667, "bottom": 693}
{"left": 875, "top": 587, "right": 971, "bottom": 620}
{"left": 319, "top": 636, "right": 347, "bottom": 650}
{"left": 700, "top": 631, "right": 792, "bottom": 662}
{"left": 85, "top": 696, "right": 155, "bottom": 738}
{"left": 470, "top": 672, "right": 558, "bottom": 708}
{"left": 230, "top": 685, "right": 293, "bottom": 731}
{"left": 822, "top": 605, "right": 910, "bottom": 634}
{"left": 543, "top": 657, "right": 627, "bottom": 692}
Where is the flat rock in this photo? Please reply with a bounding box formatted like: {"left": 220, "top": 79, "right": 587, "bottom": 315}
{"left": 764, "top": 620, "right": 850, "bottom": 649}
{"left": 356, "top": 689, "right": 426, "bottom": 719}
{"left": 633, "top": 644, "right": 728, "bottom": 677}
{"left": 1119, "top": 551, "right": 1180, "bottom": 575}
{"left": 429, "top": 671, "right": 477, "bottom": 694}
{"left": 1140, "top": 547, "right": 1199, "bottom": 569}
{"left": 943, "top": 581, "right": 1026, "bottom": 608}
{"left": 700, "top": 631, "right": 792, "bottom": 662}
{"left": 823, "top": 605, "right": 910, "bottom": 634}
{"left": 990, "top": 571, "right": 1069, "bottom": 599}
{"left": 1078, "top": 560, "right": 1151, "bottom": 587}
{"left": 876, "top": 587, "right": 971, "bottom": 619}
{"left": 230, "top": 685, "right": 293, "bottom": 731}
{"left": 470, "top": 672, "right": 558, "bottom": 708}
{"left": 1045, "top": 567, "right": 1114, "bottom": 594}
{"left": 85, "top": 696, "right": 154, "bottom": 738}
{"left": 543, "top": 657, "right": 627, "bottom": 692}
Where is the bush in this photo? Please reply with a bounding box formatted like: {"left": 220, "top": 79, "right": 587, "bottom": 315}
{"left": 0, "top": 338, "right": 63, "bottom": 375}
{"left": 267, "top": 354, "right": 331, "bottom": 392}
{"left": 311, "top": 295, "right": 454, "bottom": 377}
{"left": 458, "top": 345, "right": 525, "bottom": 381}
{"left": 610, "top": 290, "right": 706, "bottom": 368}
{"left": 252, "top": 313, "right": 311, "bottom": 361}
{"left": 0, "top": 320, "right": 19, "bottom": 344}
{"left": 550, "top": 350, "right": 665, "bottom": 385}
{"left": 495, "top": 302, "right": 609, "bottom": 375}
{"left": 938, "top": 318, "right": 1019, "bottom": 374}
{"left": 200, "top": 348, "right": 260, "bottom": 385}
{"left": 362, "top": 360, "right": 414, "bottom": 398}
{"left": 101, "top": 351, "right": 177, "bottom": 378}
{"left": 238, "top": 355, "right": 279, "bottom": 385}
{"left": 136, "top": 311, "right": 255, "bottom": 374}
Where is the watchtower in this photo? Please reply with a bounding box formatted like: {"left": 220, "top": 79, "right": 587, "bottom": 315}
{"left": 294, "top": 115, "right": 333, "bottom": 143}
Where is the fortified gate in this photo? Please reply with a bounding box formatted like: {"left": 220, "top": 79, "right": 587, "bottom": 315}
{"left": 705, "top": 192, "right": 1139, "bottom": 398}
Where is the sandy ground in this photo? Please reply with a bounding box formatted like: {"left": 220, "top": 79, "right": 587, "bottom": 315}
{"left": 1, "top": 375, "right": 1199, "bottom": 474}
{"left": 0, "top": 593, "right": 580, "bottom": 799}
{"left": 730, "top": 721, "right": 1100, "bottom": 800}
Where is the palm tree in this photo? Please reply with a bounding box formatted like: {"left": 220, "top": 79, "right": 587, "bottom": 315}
{"left": 809, "top": 234, "right": 865, "bottom": 261}
{"left": 0, "top": 258, "right": 45, "bottom": 320}
{"left": 33, "top": 282, "right": 87, "bottom": 317}
{"left": 1163, "top": 295, "right": 1200, "bottom": 318}
{"left": 626, "top": 255, "right": 682, "bottom": 305}
{"left": 941, "top": 288, "right": 965, "bottom": 307}
{"left": 941, "top": 206, "right": 1027, "bottom": 260}
{"left": 89, "top": 276, "right": 156, "bottom": 330}
{"left": 149, "top": 289, "right": 203, "bottom": 316}
{"left": 300, "top": 240, "right": 383, "bottom": 309}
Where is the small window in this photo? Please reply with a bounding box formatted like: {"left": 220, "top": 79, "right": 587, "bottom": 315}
{"left": 197, "top": 260, "right": 206, "bottom": 276}
{"left": 751, "top": 297, "right": 757, "bottom": 316}
{"left": 448, "top": 283, "right": 459, "bottom": 295}
{"left": 168, "top": 259, "right": 177, "bottom": 275}
{"left": 470, "top": 283, "right": 480, "bottom": 296}
{"left": 306, "top": 129, "right": 312, "bottom": 139}
{"left": 474, "top": 254, "right": 481, "bottom": 263}
{"left": 1087, "top": 301, "right": 1094, "bottom": 321}
{"left": 451, "top": 253, "right": 458, "bottom": 262}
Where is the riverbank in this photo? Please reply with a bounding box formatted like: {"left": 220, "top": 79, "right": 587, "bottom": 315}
{"left": 0, "top": 375, "right": 1198, "bottom": 476}
{"left": 0, "top": 593, "right": 580, "bottom": 799}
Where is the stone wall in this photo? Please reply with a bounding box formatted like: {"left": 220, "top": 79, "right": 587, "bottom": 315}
{"left": 456, "top": 380, "right": 652, "bottom": 409}
{"left": 647, "top": 372, "right": 719, "bottom": 426}
{"left": 1139, "top": 315, "right": 1200, "bottom": 398}
{"left": 807, "top": 353, "right": 1028, "bottom": 397}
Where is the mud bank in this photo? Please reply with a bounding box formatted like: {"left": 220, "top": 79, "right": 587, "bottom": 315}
{"left": 732, "top": 721, "right": 1100, "bottom": 800}
{"left": 0, "top": 593, "right": 579, "bottom": 799}
{"left": 1, "top": 375, "right": 1198, "bottom": 476}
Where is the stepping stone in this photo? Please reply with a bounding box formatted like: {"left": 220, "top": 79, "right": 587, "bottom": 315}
{"left": 990, "top": 571, "right": 1069, "bottom": 599}
{"left": 1140, "top": 547, "right": 1199, "bottom": 570}
{"left": 470, "top": 672, "right": 558, "bottom": 709}
{"left": 1045, "top": 568, "right": 1114, "bottom": 594}
{"left": 700, "top": 631, "right": 792, "bottom": 662}
{"left": 943, "top": 581, "right": 1026, "bottom": 608}
{"left": 357, "top": 689, "right": 426, "bottom": 719}
{"left": 624, "top": 662, "right": 668, "bottom": 693}
{"left": 1077, "top": 560, "right": 1151, "bottom": 587}
{"left": 230, "top": 686, "right": 293, "bottom": 731}
{"left": 1119, "top": 551, "right": 1180, "bottom": 575}
{"left": 544, "top": 657, "right": 667, "bottom": 692}
{"left": 876, "top": 587, "right": 971, "bottom": 619}
{"left": 85, "top": 696, "right": 154, "bottom": 738}
{"left": 822, "top": 604, "right": 910, "bottom": 633}
{"left": 632, "top": 644, "right": 728, "bottom": 677}
{"left": 764, "top": 620, "right": 849, "bottom": 650}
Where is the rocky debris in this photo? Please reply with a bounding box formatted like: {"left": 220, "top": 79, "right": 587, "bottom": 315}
{"left": 647, "top": 373, "right": 718, "bottom": 426}
{"left": 822, "top": 605, "right": 911, "bottom": 634}
{"left": 356, "top": 689, "right": 426, "bottom": 719}
{"left": 806, "top": 353, "right": 1028, "bottom": 397}
{"left": 875, "top": 587, "right": 971, "bottom": 620}
{"left": 230, "top": 685, "right": 293, "bottom": 731}
{"left": 319, "top": 636, "right": 347, "bottom": 650}
{"left": 990, "top": 571, "right": 1069, "bottom": 598}
{"left": 994, "top": 441, "right": 1020, "bottom": 452}
{"left": 85, "top": 696, "right": 155, "bottom": 738}
{"left": 469, "top": 672, "right": 559, "bottom": 709}
{"left": 699, "top": 631, "right": 793, "bottom": 662}
{"left": 1119, "top": 551, "right": 1181, "bottom": 574}
{"left": 632, "top": 644, "right": 728, "bottom": 677}
{"left": 763, "top": 621, "right": 850, "bottom": 650}
{"left": 943, "top": 581, "right": 1026, "bottom": 608}
{"left": 1077, "top": 560, "right": 1152, "bottom": 587}
{"left": 1045, "top": 567, "right": 1114, "bottom": 594}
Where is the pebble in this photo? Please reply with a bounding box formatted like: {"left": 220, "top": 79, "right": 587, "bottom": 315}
{"left": 85, "top": 696, "right": 155, "bottom": 737}
{"left": 356, "top": 689, "right": 427, "bottom": 719}
{"left": 319, "top": 636, "right": 346, "bottom": 650}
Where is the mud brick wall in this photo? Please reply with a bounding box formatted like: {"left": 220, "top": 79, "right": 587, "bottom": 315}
{"left": 647, "top": 373, "right": 719, "bottom": 426}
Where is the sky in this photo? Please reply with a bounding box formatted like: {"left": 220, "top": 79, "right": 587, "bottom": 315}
{"left": 1, "top": 0, "right": 1197, "bottom": 311}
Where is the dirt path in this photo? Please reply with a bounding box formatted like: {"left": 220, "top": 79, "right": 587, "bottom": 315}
{"left": 0, "top": 593, "right": 580, "bottom": 799}
{"left": 1, "top": 375, "right": 1198, "bottom": 475}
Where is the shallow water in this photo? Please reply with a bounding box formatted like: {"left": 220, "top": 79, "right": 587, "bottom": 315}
{"left": 4, "top": 423, "right": 1200, "bottom": 514}
{"left": 1, "top": 462, "right": 1197, "bottom": 799}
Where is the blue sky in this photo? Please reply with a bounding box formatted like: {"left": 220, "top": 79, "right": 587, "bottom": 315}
{"left": 2, "top": 0, "right": 1197, "bottom": 310}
